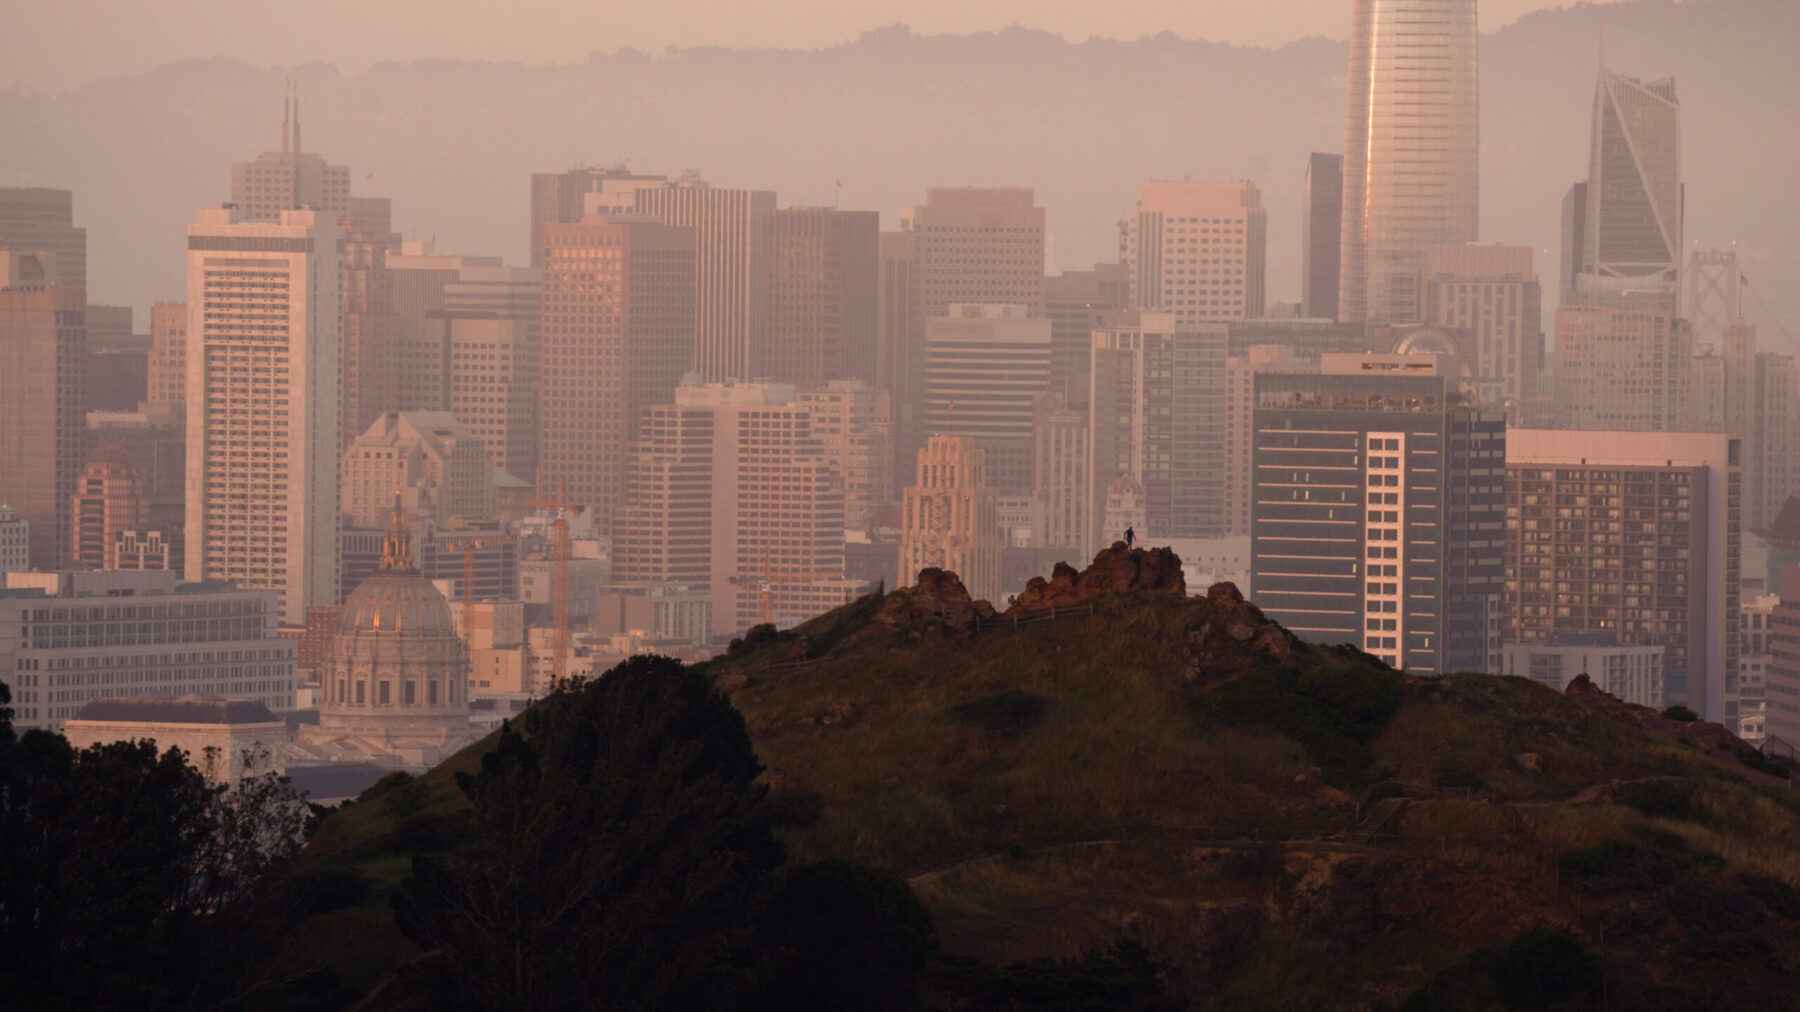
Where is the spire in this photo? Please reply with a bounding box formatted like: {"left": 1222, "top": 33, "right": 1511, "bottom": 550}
{"left": 380, "top": 490, "right": 415, "bottom": 572}
{"left": 281, "top": 83, "right": 291, "bottom": 155}
{"left": 292, "top": 89, "right": 302, "bottom": 156}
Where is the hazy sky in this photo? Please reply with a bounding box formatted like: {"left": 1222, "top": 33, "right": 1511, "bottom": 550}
{"left": 4, "top": 0, "right": 1621, "bottom": 93}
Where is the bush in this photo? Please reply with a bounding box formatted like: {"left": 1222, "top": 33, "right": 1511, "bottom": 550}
{"left": 1491, "top": 928, "right": 1601, "bottom": 1009}
{"left": 1737, "top": 746, "right": 1791, "bottom": 779}
{"left": 926, "top": 936, "right": 1182, "bottom": 1011}
{"left": 1433, "top": 765, "right": 1489, "bottom": 792}
{"left": 286, "top": 867, "right": 370, "bottom": 917}
{"left": 1741, "top": 874, "right": 1800, "bottom": 920}
{"left": 1662, "top": 704, "right": 1700, "bottom": 722}
{"left": 1558, "top": 839, "right": 1691, "bottom": 891}
{"left": 1205, "top": 663, "right": 1403, "bottom": 772}
{"left": 1620, "top": 779, "right": 1697, "bottom": 821}
{"left": 952, "top": 690, "right": 1048, "bottom": 737}
{"left": 764, "top": 789, "right": 824, "bottom": 828}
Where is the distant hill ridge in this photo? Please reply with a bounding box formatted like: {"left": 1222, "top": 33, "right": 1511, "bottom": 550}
{"left": 3, "top": 0, "right": 1795, "bottom": 341}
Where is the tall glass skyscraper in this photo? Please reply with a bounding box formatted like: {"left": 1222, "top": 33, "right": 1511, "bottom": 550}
{"left": 1582, "top": 67, "right": 1681, "bottom": 282}
{"left": 1337, "top": 0, "right": 1480, "bottom": 324}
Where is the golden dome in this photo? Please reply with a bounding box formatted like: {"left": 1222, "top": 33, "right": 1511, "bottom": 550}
{"left": 339, "top": 570, "right": 456, "bottom": 637}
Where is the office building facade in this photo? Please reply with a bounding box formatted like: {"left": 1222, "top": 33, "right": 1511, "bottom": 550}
{"left": 1123, "top": 180, "right": 1268, "bottom": 326}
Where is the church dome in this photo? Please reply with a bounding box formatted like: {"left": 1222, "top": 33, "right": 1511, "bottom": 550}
{"left": 340, "top": 571, "right": 456, "bottom": 637}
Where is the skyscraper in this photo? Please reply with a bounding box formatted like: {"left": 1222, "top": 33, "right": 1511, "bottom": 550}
{"left": 1088, "top": 312, "right": 1229, "bottom": 545}
{"left": 1582, "top": 67, "right": 1682, "bottom": 283}
{"left": 538, "top": 217, "right": 696, "bottom": 531}
{"left": 0, "top": 187, "right": 86, "bottom": 292}
{"left": 1422, "top": 243, "right": 1543, "bottom": 413}
{"left": 761, "top": 207, "right": 879, "bottom": 387}
{"left": 0, "top": 249, "right": 85, "bottom": 569}
{"left": 229, "top": 97, "right": 350, "bottom": 222}
{"left": 184, "top": 206, "right": 341, "bottom": 625}
{"left": 899, "top": 436, "right": 1001, "bottom": 603}
{"left": 70, "top": 444, "right": 151, "bottom": 570}
{"left": 1044, "top": 262, "right": 1129, "bottom": 409}
{"left": 633, "top": 177, "right": 776, "bottom": 382}
{"left": 1301, "top": 154, "right": 1343, "bottom": 321}
{"left": 1338, "top": 0, "right": 1480, "bottom": 324}
{"left": 1251, "top": 358, "right": 1505, "bottom": 674}
{"left": 922, "top": 304, "right": 1052, "bottom": 497}
{"left": 1123, "top": 180, "right": 1267, "bottom": 326}
{"left": 145, "top": 302, "right": 187, "bottom": 416}
{"left": 1553, "top": 281, "right": 1689, "bottom": 431}
{"left": 528, "top": 165, "right": 668, "bottom": 268}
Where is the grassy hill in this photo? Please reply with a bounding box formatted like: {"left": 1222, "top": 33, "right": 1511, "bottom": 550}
{"left": 263, "top": 548, "right": 1800, "bottom": 1008}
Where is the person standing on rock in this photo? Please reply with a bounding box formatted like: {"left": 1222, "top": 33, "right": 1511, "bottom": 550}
{"left": 1124, "top": 526, "right": 1136, "bottom": 549}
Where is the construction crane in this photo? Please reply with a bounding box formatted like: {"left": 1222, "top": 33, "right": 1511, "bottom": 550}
{"left": 520, "top": 478, "right": 585, "bottom": 685}
{"left": 727, "top": 548, "right": 844, "bottom": 629}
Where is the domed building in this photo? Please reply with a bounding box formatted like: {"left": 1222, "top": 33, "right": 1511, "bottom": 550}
{"left": 294, "top": 517, "right": 476, "bottom": 768}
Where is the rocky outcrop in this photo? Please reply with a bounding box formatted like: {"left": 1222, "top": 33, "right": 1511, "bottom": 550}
{"left": 1564, "top": 674, "right": 1789, "bottom": 785}
{"left": 1007, "top": 543, "right": 1185, "bottom": 614}
{"left": 1181, "top": 581, "right": 1296, "bottom": 679}
{"left": 869, "top": 568, "right": 996, "bottom": 635}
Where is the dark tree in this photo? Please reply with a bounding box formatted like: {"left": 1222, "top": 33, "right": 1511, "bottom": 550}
{"left": 0, "top": 684, "right": 309, "bottom": 1009}
{"left": 752, "top": 859, "right": 937, "bottom": 1011}
{"left": 393, "top": 655, "right": 784, "bottom": 1011}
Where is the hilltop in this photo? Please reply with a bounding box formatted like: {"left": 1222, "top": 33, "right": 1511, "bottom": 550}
{"left": 254, "top": 543, "right": 1800, "bottom": 1008}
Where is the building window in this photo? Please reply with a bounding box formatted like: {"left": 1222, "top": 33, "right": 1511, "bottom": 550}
{"left": 378, "top": 681, "right": 391, "bottom": 705}
{"left": 404, "top": 681, "right": 416, "bottom": 705}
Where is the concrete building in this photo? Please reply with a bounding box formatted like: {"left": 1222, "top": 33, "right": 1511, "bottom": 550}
{"left": 1251, "top": 360, "right": 1506, "bottom": 674}
{"left": 761, "top": 207, "right": 879, "bottom": 387}
{"left": 528, "top": 165, "right": 668, "bottom": 268}
{"left": 294, "top": 524, "right": 476, "bottom": 769}
{"left": 0, "top": 187, "right": 86, "bottom": 292}
{"left": 338, "top": 198, "right": 403, "bottom": 449}
{"left": 1423, "top": 244, "right": 1542, "bottom": 413}
{"left": 145, "top": 301, "right": 187, "bottom": 416}
{"left": 615, "top": 382, "right": 857, "bottom": 635}
{"left": 876, "top": 230, "right": 917, "bottom": 414}
{"left": 1301, "top": 153, "right": 1343, "bottom": 321}
{"left": 229, "top": 98, "right": 350, "bottom": 222}
{"left": 1581, "top": 66, "right": 1682, "bottom": 283}
{"left": 184, "top": 207, "right": 341, "bottom": 626}
{"left": 1338, "top": 0, "right": 1480, "bottom": 324}
{"left": 1767, "top": 565, "right": 1800, "bottom": 747}
{"left": 539, "top": 217, "right": 697, "bottom": 532}
{"left": 1030, "top": 393, "right": 1089, "bottom": 552}
{"left": 1553, "top": 279, "right": 1689, "bottom": 432}
{"left": 1, "top": 248, "right": 86, "bottom": 570}
{"left": 341, "top": 412, "right": 497, "bottom": 530}
{"left": 796, "top": 381, "right": 894, "bottom": 530}
{"left": 1506, "top": 429, "right": 1740, "bottom": 719}
{"left": 0, "top": 506, "right": 29, "bottom": 574}
{"left": 1123, "top": 180, "right": 1268, "bottom": 325}
{"left": 922, "top": 304, "right": 1052, "bottom": 497}
{"left": 1225, "top": 345, "right": 1302, "bottom": 538}
{"left": 62, "top": 697, "right": 288, "bottom": 784}
{"left": 1089, "top": 312, "right": 1229, "bottom": 545}
{"left": 1044, "top": 262, "right": 1129, "bottom": 410}
{"left": 1501, "top": 639, "right": 1665, "bottom": 710}
{"left": 899, "top": 436, "right": 1001, "bottom": 603}
{"left": 70, "top": 445, "right": 154, "bottom": 570}
{"left": 0, "top": 569, "right": 297, "bottom": 729}
{"left": 632, "top": 176, "right": 777, "bottom": 382}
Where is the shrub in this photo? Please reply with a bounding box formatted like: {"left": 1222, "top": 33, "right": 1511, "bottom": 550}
{"left": 1433, "top": 765, "right": 1489, "bottom": 792}
{"left": 285, "top": 867, "right": 370, "bottom": 917}
{"left": 1558, "top": 839, "right": 1690, "bottom": 891}
{"left": 1491, "top": 928, "right": 1601, "bottom": 1009}
{"left": 1620, "top": 779, "right": 1697, "bottom": 821}
{"left": 1741, "top": 874, "right": 1800, "bottom": 920}
{"left": 1662, "top": 704, "right": 1700, "bottom": 722}
{"left": 764, "top": 789, "right": 825, "bottom": 828}
{"left": 1737, "top": 746, "right": 1791, "bottom": 779}
{"left": 1205, "top": 663, "right": 1403, "bottom": 772}
{"left": 952, "top": 690, "right": 1048, "bottom": 737}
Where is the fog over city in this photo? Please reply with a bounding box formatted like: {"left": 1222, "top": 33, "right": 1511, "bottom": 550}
{"left": 6, "top": 1, "right": 1800, "bottom": 1007}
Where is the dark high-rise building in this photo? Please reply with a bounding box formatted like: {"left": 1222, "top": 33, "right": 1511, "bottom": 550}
{"left": 0, "top": 187, "right": 86, "bottom": 293}
{"left": 538, "top": 217, "right": 697, "bottom": 531}
{"left": 1301, "top": 153, "right": 1343, "bottom": 321}
{"left": 338, "top": 197, "right": 402, "bottom": 448}
{"left": 1251, "top": 360, "right": 1505, "bottom": 674}
{"left": 761, "top": 207, "right": 879, "bottom": 388}
{"left": 0, "top": 249, "right": 86, "bottom": 569}
{"left": 1559, "top": 182, "right": 1587, "bottom": 298}
{"left": 1045, "top": 263, "right": 1128, "bottom": 410}
{"left": 1582, "top": 66, "right": 1682, "bottom": 283}
{"left": 633, "top": 177, "right": 777, "bottom": 383}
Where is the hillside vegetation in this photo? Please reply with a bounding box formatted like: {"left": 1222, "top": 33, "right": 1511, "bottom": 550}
{"left": 259, "top": 545, "right": 1800, "bottom": 1008}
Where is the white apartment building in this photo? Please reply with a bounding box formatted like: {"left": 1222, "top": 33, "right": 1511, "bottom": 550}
{"left": 1123, "top": 180, "right": 1267, "bottom": 325}
{"left": 184, "top": 206, "right": 341, "bottom": 625}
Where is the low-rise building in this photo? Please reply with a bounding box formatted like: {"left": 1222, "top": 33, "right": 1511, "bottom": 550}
{"left": 1501, "top": 638, "right": 1665, "bottom": 709}
{"left": 61, "top": 696, "right": 287, "bottom": 784}
{"left": 1, "top": 569, "right": 296, "bottom": 729}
